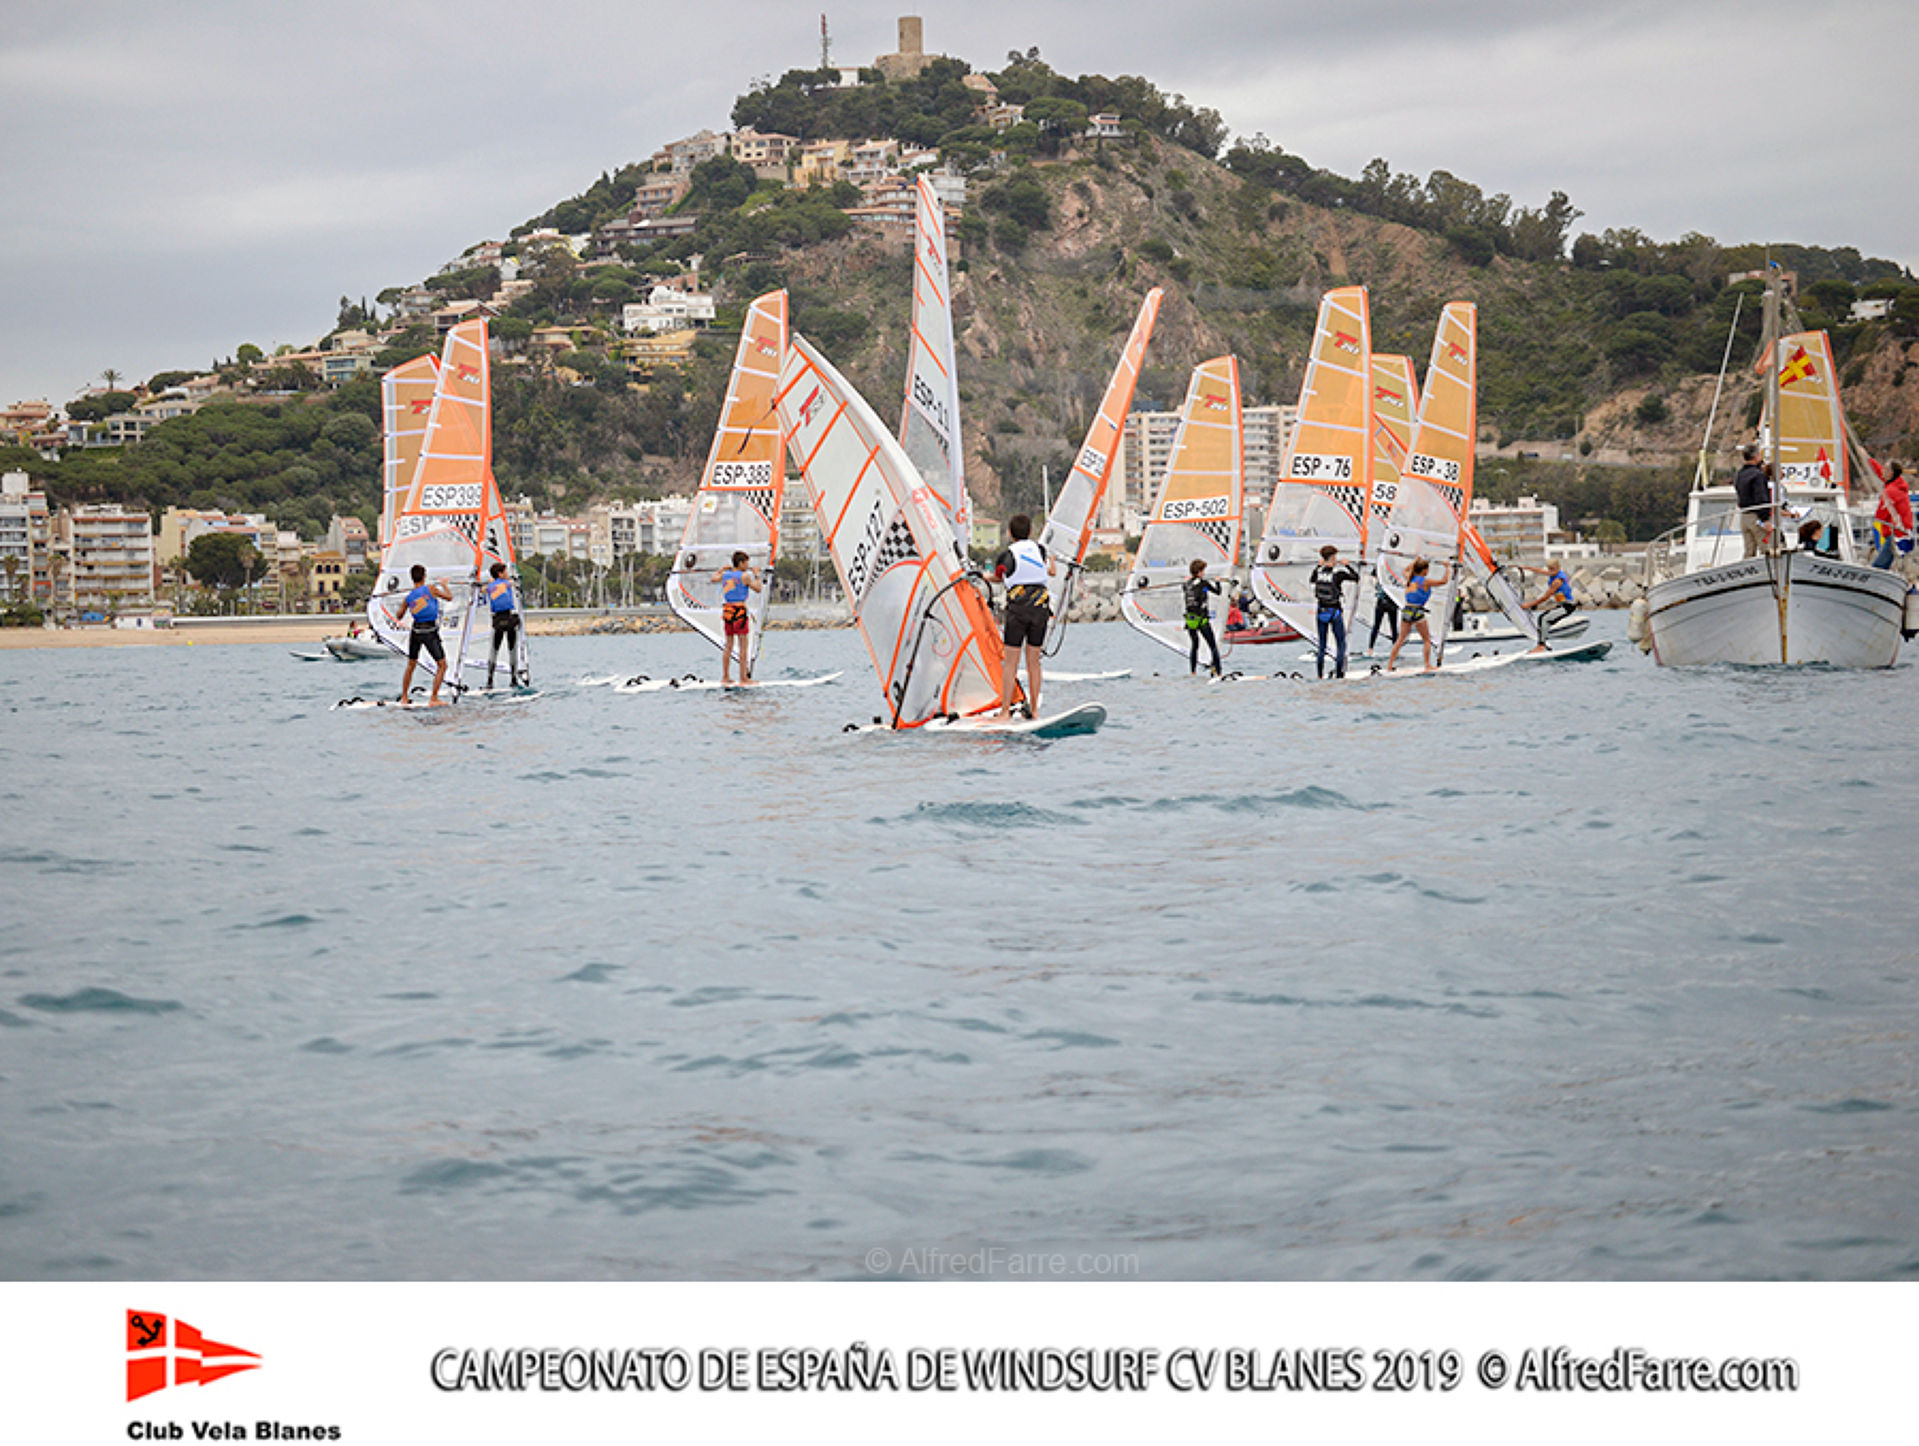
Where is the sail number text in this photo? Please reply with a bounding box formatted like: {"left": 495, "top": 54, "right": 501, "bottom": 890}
{"left": 1162, "top": 496, "right": 1230, "bottom": 522}
{"left": 1406, "top": 453, "right": 1461, "bottom": 485}
{"left": 911, "top": 375, "right": 951, "bottom": 437}
{"left": 419, "top": 484, "right": 483, "bottom": 510}
{"left": 713, "top": 461, "right": 774, "bottom": 488}
{"left": 1289, "top": 453, "right": 1354, "bottom": 481}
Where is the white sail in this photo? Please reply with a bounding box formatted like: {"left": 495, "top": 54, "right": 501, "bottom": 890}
{"left": 1375, "top": 303, "right": 1476, "bottom": 665}
{"left": 898, "top": 174, "right": 969, "bottom": 543}
{"left": 668, "top": 290, "right": 788, "bottom": 672}
{"left": 367, "top": 320, "right": 522, "bottom": 689}
{"left": 1250, "top": 286, "right": 1373, "bottom": 638}
{"left": 780, "top": 333, "right": 1004, "bottom": 725}
{"left": 1120, "top": 357, "right": 1244, "bottom": 656}
{"left": 1038, "top": 288, "right": 1162, "bottom": 615}
{"left": 1460, "top": 523, "right": 1541, "bottom": 644}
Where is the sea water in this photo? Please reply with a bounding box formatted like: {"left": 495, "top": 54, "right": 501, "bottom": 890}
{"left": 1, "top": 617, "right": 1914, "bottom": 1280}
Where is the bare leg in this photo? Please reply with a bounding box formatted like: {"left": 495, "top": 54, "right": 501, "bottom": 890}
{"left": 1025, "top": 643, "right": 1043, "bottom": 716}
{"left": 429, "top": 656, "right": 448, "bottom": 705}
{"left": 997, "top": 632, "right": 1015, "bottom": 718}
{"left": 1385, "top": 618, "right": 1411, "bottom": 672}
{"left": 398, "top": 656, "right": 417, "bottom": 700}
{"left": 1418, "top": 619, "right": 1433, "bottom": 669}
{"left": 739, "top": 629, "right": 752, "bottom": 684}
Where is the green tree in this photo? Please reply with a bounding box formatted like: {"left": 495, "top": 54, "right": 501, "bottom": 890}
{"left": 186, "top": 532, "right": 263, "bottom": 590}
{"left": 235, "top": 343, "right": 264, "bottom": 367}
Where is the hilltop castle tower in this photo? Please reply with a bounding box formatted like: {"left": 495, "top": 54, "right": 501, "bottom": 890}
{"left": 875, "top": 16, "right": 935, "bottom": 80}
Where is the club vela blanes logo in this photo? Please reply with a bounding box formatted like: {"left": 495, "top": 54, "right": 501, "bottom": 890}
{"left": 127, "top": 1311, "right": 262, "bottom": 1401}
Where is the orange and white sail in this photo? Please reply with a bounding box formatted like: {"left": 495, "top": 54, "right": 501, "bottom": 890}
{"left": 1038, "top": 287, "right": 1163, "bottom": 615}
{"left": 1768, "top": 330, "right": 1850, "bottom": 497}
{"left": 899, "top": 175, "right": 969, "bottom": 542}
{"left": 780, "top": 333, "right": 1003, "bottom": 725}
{"left": 379, "top": 354, "right": 439, "bottom": 548}
{"left": 1250, "top": 287, "right": 1373, "bottom": 637}
{"left": 1368, "top": 352, "right": 1417, "bottom": 550}
{"left": 1120, "top": 357, "right": 1244, "bottom": 656}
{"left": 1375, "top": 303, "right": 1476, "bottom": 663}
{"left": 668, "top": 290, "right": 788, "bottom": 671}
{"left": 367, "top": 319, "right": 521, "bottom": 687}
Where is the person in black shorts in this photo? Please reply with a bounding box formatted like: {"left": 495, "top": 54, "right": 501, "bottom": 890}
{"left": 392, "top": 563, "right": 454, "bottom": 705}
{"left": 993, "top": 513, "right": 1055, "bottom": 719}
{"left": 1182, "top": 558, "right": 1223, "bottom": 676}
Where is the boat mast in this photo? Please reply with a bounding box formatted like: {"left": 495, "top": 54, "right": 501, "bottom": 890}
{"left": 1693, "top": 291, "right": 1744, "bottom": 493}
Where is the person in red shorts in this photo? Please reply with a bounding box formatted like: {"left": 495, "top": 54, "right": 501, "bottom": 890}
{"left": 711, "top": 550, "right": 762, "bottom": 685}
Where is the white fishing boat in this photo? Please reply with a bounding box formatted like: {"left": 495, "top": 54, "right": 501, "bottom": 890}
{"left": 666, "top": 290, "right": 788, "bottom": 676}
{"left": 1639, "top": 272, "right": 1910, "bottom": 667}
{"left": 1120, "top": 356, "right": 1244, "bottom": 659}
{"left": 363, "top": 319, "right": 530, "bottom": 696}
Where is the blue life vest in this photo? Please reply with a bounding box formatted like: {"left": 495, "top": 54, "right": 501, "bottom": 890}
{"left": 486, "top": 577, "right": 516, "bottom": 613}
{"left": 406, "top": 584, "right": 439, "bottom": 626}
{"left": 721, "top": 568, "right": 749, "bottom": 604}
{"left": 1405, "top": 576, "right": 1432, "bottom": 609}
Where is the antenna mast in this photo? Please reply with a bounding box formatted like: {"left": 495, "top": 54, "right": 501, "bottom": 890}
{"left": 820, "top": 14, "right": 832, "bottom": 69}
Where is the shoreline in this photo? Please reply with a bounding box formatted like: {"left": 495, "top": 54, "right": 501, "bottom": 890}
{"left": 0, "top": 613, "right": 856, "bottom": 651}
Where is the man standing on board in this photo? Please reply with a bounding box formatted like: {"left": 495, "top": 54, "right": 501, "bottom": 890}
{"left": 994, "top": 513, "right": 1054, "bottom": 719}
{"left": 1733, "top": 445, "right": 1773, "bottom": 556}
{"left": 392, "top": 564, "right": 454, "bottom": 706}
{"left": 483, "top": 562, "right": 522, "bottom": 689}
{"left": 1308, "top": 544, "right": 1360, "bottom": 679}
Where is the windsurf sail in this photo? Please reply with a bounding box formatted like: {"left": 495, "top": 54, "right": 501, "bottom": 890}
{"left": 899, "top": 174, "right": 969, "bottom": 543}
{"left": 1459, "top": 522, "right": 1541, "bottom": 644}
{"left": 1120, "top": 356, "right": 1244, "bottom": 656}
{"left": 1037, "top": 288, "right": 1163, "bottom": 617}
{"left": 667, "top": 290, "right": 788, "bottom": 672}
{"left": 1250, "top": 286, "right": 1373, "bottom": 637}
{"left": 779, "top": 332, "right": 1004, "bottom": 726}
{"left": 1374, "top": 303, "right": 1476, "bottom": 665}
{"left": 367, "top": 319, "right": 523, "bottom": 689}
{"left": 379, "top": 354, "right": 439, "bottom": 549}
{"left": 1768, "top": 330, "right": 1850, "bottom": 497}
{"left": 1368, "top": 352, "right": 1417, "bottom": 552}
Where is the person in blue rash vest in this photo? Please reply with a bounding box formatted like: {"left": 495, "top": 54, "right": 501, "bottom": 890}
{"left": 483, "top": 562, "right": 522, "bottom": 689}
{"left": 1385, "top": 556, "right": 1442, "bottom": 672}
{"left": 393, "top": 563, "right": 454, "bottom": 705}
{"left": 1525, "top": 562, "right": 1577, "bottom": 653}
{"left": 994, "top": 513, "right": 1055, "bottom": 719}
{"left": 711, "top": 550, "right": 762, "bottom": 686}
{"left": 1308, "top": 543, "right": 1361, "bottom": 679}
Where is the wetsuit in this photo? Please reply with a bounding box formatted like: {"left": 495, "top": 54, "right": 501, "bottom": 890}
{"left": 1368, "top": 579, "right": 1399, "bottom": 650}
{"left": 1308, "top": 561, "right": 1360, "bottom": 678}
{"left": 1182, "top": 574, "right": 1222, "bottom": 675}
{"left": 995, "top": 539, "right": 1051, "bottom": 648}
{"left": 485, "top": 575, "right": 521, "bottom": 687}
{"left": 404, "top": 583, "right": 444, "bottom": 663}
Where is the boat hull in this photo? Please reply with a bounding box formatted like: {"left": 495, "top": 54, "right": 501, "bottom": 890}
{"left": 1644, "top": 552, "right": 1906, "bottom": 667}
{"left": 323, "top": 636, "right": 390, "bottom": 660}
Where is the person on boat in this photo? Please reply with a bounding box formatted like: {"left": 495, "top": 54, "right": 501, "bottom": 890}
{"left": 711, "top": 551, "right": 762, "bottom": 686}
{"left": 1870, "top": 462, "right": 1912, "bottom": 569}
{"left": 392, "top": 563, "right": 453, "bottom": 705}
{"left": 1385, "top": 557, "right": 1443, "bottom": 672}
{"left": 994, "top": 513, "right": 1055, "bottom": 718}
{"left": 1797, "top": 518, "right": 1841, "bottom": 558}
{"left": 1308, "top": 544, "right": 1360, "bottom": 679}
{"left": 1366, "top": 568, "right": 1399, "bottom": 652}
{"left": 1182, "top": 558, "right": 1223, "bottom": 677}
{"left": 483, "top": 562, "right": 522, "bottom": 689}
{"left": 1733, "top": 445, "right": 1774, "bottom": 555}
{"left": 1224, "top": 595, "right": 1248, "bottom": 632}
{"left": 1525, "top": 562, "right": 1578, "bottom": 651}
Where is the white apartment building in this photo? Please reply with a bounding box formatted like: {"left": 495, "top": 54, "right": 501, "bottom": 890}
{"left": 0, "top": 471, "right": 52, "bottom": 604}
{"left": 1466, "top": 494, "right": 1564, "bottom": 562}
{"left": 59, "top": 505, "right": 156, "bottom": 612}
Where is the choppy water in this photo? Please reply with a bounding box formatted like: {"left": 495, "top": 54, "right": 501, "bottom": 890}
{"left": 2, "top": 617, "right": 1915, "bottom": 1280}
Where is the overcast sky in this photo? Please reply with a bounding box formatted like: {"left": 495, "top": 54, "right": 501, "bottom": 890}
{"left": 3, "top": 0, "right": 1912, "bottom": 410}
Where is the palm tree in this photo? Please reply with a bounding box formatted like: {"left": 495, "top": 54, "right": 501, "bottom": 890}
{"left": 100, "top": 367, "right": 122, "bottom": 391}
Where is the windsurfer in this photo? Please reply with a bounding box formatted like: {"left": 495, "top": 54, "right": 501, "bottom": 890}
{"left": 1385, "top": 557, "right": 1442, "bottom": 672}
{"left": 483, "top": 562, "right": 522, "bottom": 688}
{"left": 995, "top": 514, "right": 1054, "bottom": 718}
{"left": 1524, "top": 563, "right": 1577, "bottom": 653}
{"left": 713, "top": 551, "right": 762, "bottom": 686}
{"left": 1308, "top": 544, "right": 1360, "bottom": 679}
{"left": 1183, "top": 559, "right": 1223, "bottom": 676}
{"left": 393, "top": 563, "right": 454, "bottom": 705}
{"left": 1367, "top": 570, "right": 1399, "bottom": 651}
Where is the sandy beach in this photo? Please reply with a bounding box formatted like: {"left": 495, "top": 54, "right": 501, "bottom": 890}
{"left": 0, "top": 620, "right": 342, "bottom": 650}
